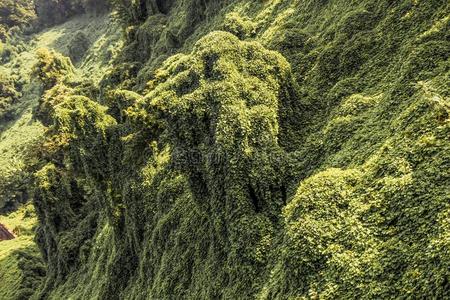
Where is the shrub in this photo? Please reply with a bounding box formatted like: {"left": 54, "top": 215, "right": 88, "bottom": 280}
{"left": 221, "top": 12, "right": 256, "bottom": 39}
{"left": 0, "top": 70, "right": 21, "bottom": 122}
{"left": 0, "top": 169, "right": 30, "bottom": 213}
{"left": 262, "top": 168, "right": 368, "bottom": 298}
{"left": 0, "top": 41, "right": 14, "bottom": 63}
{"left": 0, "top": 0, "right": 37, "bottom": 40}
{"left": 32, "top": 48, "right": 74, "bottom": 89}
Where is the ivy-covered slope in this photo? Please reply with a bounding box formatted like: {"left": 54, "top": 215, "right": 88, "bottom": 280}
{"left": 2, "top": 0, "right": 449, "bottom": 299}
{"left": 0, "top": 3, "right": 121, "bottom": 298}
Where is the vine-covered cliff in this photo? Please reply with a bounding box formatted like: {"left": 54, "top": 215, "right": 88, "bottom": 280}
{"left": 0, "top": 0, "right": 449, "bottom": 299}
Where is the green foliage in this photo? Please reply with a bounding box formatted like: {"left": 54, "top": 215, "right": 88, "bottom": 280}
{"left": 0, "top": 86, "right": 44, "bottom": 213}
{"left": 109, "top": 0, "right": 227, "bottom": 90}
{"left": 0, "top": 205, "right": 45, "bottom": 300}
{"left": 0, "top": 71, "right": 21, "bottom": 122}
{"left": 128, "top": 32, "right": 296, "bottom": 297}
{"left": 34, "top": 83, "right": 75, "bottom": 126}
{"left": 32, "top": 48, "right": 74, "bottom": 89}
{"left": 109, "top": 0, "right": 142, "bottom": 25}
{"left": 0, "top": 170, "right": 30, "bottom": 213}
{"left": 104, "top": 89, "right": 142, "bottom": 121}
{"left": 221, "top": 12, "right": 256, "bottom": 39}
{"left": 1, "top": 0, "right": 448, "bottom": 299}
{"left": 67, "top": 31, "right": 90, "bottom": 63}
{"left": 261, "top": 168, "right": 371, "bottom": 299}
{"left": 263, "top": 86, "right": 450, "bottom": 297}
{"left": 0, "top": 9, "right": 119, "bottom": 300}
{"left": 0, "top": 41, "right": 15, "bottom": 64}
{"left": 32, "top": 94, "right": 116, "bottom": 298}
{"left": 110, "top": 0, "right": 176, "bottom": 25}
{"left": 81, "top": 0, "right": 110, "bottom": 14}
{"left": 0, "top": 0, "right": 36, "bottom": 41}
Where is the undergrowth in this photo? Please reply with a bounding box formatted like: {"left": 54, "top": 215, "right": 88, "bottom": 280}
{"left": 0, "top": 205, "right": 45, "bottom": 300}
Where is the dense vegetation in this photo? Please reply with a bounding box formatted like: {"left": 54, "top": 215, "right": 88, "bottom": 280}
{"left": 0, "top": 205, "right": 45, "bottom": 300}
{"left": 0, "top": 0, "right": 449, "bottom": 299}
{"left": 0, "top": 0, "right": 36, "bottom": 41}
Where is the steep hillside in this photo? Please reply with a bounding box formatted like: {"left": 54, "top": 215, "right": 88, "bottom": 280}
{"left": 0, "top": 7, "right": 121, "bottom": 299}
{"left": 1, "top": 0, "right": 449, "bottom": 299}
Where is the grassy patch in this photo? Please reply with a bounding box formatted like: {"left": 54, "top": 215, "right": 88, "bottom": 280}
{"left": 0, "top": 204, "right": 45, "bottom": 300}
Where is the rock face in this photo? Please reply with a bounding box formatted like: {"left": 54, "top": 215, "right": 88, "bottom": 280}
{"left": 0, "top": 223, "right": 14, "bottom": 241}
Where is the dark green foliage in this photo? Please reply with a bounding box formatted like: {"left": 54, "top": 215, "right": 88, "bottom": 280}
{"left": 0, "top": 71, "right": 21, "bottom": 122}
{"left": 262, "top": 169, "right": 367, "bottom": 298}
{"left": 20, "top": 0, "right": 450, "bottom": 299}
{"left": 0, "top": 205, "right": 46, "bottom": 300}
{"left": 33, "top": 163, "right": 98, "bottom": 295}
{"left": 108, "top": 0, "right": 227, "bottom": 90}
{"left": 81, "top": 0, "right": 110, "bottom": 14}
{"left": 104, "top": 89, "right": 142, "bottom": 122}
{"left": 110, "top": 0, "right": 176, "bottom": 25}
{"left": 0, "top": 0, "right": 36, "bottom": 41}
{"left": 0, "top": 170, "right": 30, "bottom": 213}
{"left": 34, "top": 0, "right": 81, "bottom": 27}
{"left": 129, "top": 32, "right": 296, "bottom": 297}
{"left": 32, "top": 49, "right": 77, "bottom": 130}
{"left": 264, "top": 85, "right": 450, "bottom": 297}
{"left": 13, "top": 246, "right": 46, "bottom": 299}
{"left": 109, "top": 0, "right": 145, "bottom": 25}
{"left": 30, "top": 30, "right": 298, "bottom": 299}
{"left": 34, "top": 83, "right": 73, "bottom": 127}
{"left": 0, "top": 42, "right": 16, "bottom": 64}
{"left": 67, "top": 31, "right": 90, "bottom": 63}
{"left": 32, "top": 95, "right": 116, "bottom": 298}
